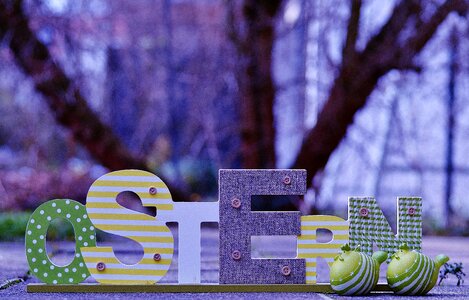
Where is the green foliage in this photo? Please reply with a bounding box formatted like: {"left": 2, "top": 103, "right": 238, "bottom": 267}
{"left": 46, "top": 218, "right": 76, "bottom": 241}
{"left": 0, "top": 212, "right": 74, "bottom": 241}
{"left": 439, "top": 262, "right": 465, "bottom": 286}
{"left": 160, "top": 157, "right": 218, "bottom": 197}
{"left": 0, "top": 212, "right": 30, "bottom": 241}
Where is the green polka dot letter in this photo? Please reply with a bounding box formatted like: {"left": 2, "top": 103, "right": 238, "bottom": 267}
{"left": 330, "top": 244, "right": 387, "bottom": 295}
{"left": 25, "top": 199, "right": 97, "bottom": 284}
{"left": 348, "top": 197, "right": 422, "bottom": 257}
{"left": 387, "top": 244, "right": 449, "bottom": 295}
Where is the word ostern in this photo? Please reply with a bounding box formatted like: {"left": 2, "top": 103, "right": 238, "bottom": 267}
{"left": 25, "top": 169, "right": 422, "bottom": 285}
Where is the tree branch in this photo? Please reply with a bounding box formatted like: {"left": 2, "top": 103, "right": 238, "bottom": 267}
{"left": 342, "top": 0, "right": 362, "bottom": 67}
{"left": 396, "top": 0, "right": 468, "bottom": 68}
{"left": 292, "top": 0, "right": 468, "bottom": 187}
{"left": 0, "top": 0, "right": 146, "bottom": 170}
{"left": 359, "top": 0, "right": 421, "bottom": 70}
{"left": 0, "top": 0, "right": 190, "bottom": 201}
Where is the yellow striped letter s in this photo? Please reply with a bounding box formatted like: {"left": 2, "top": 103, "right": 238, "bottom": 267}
{"left": 297, "top": 215, "right": 349, "bottom": 284}
{"left": 81, "top": 170, "right": 174, "bottom": 284}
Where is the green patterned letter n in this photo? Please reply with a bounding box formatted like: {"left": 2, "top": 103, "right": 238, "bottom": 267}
{"left": 348, "top": 197, "right": 422, "bottom": 257}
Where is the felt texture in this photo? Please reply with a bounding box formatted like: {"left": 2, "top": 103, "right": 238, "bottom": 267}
{"left": 219, "top": 169, "right": 306, "bottom": 284}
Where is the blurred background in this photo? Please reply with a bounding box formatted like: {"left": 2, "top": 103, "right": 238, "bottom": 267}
{"left": 0, "top": 0, "right": 469, "bottom": 239}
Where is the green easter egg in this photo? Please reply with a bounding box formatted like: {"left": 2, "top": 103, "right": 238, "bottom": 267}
{"left": 330, "top": 245, "right": 381, "bottom": 295}
{"left": 386, "top": 244, "right": 448, "bottom": 295}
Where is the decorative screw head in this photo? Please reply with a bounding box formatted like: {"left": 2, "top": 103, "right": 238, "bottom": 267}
{"left": 359, "top": 207, "right": 369, "bottom": 217}
{"left": 408, "top": 207, "right": 416, "bottom": 216}
{"left": 281, "top": 265, "right": 291, "bottom": 276}
{"left": 153, "top": 253, "right": 161, "bottom": 261}
{"left": 149, "top": 186, "right": 157, "bottom": 195}
{"left": 96, "top": 262, "right": 106, "bottom": 272}
{"left": 231, "top": 198, "right": 241, "bottom": 209}
{"left": 283, "top": 176, "right": 291, "bottom": 185}
{"left": 231, "top": 250, "right": 241, "bottom": 260}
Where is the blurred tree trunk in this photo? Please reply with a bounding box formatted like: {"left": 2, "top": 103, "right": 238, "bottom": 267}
{"left": 227, "top": 0, "right": 283, "bottom": 169}
{"left": 444, "top": 27, "right": 458, "bottom": 229}
{"left": 228, "top": 0, "right": 467, "bottom": 195}
{"left": 162, "top": 0, "right": 179, "bottom": 162}
{"left": 107, "top": 47, "right": 138, "bottom": 147}
{"left": 0, "top": 0, "right": 189, "bottom": 200}
{"left": 292, "top": 0, "right": 468, "bottom": 185}
{"left": 274, "top": 0, "right": 308, "bottom": 168}
{"left": 0, "top": 0, "right": 145, "bottom": 171}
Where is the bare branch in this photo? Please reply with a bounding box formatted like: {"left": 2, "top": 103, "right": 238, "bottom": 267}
{"left": 292, "top": 0, "right": 467, "bottom": 186}
{"left": 342, "top": 0, "right": 362, "bottom": 67}
{"left": 0, "top": 1, "right": 146, "bottom": 170}
{"left": 396, "top": 0, "right": 469, "bottom": 68}
{"left": 0, "top": 0, "right": 190, "bottom": 200}
{"left": 360, "top": 0, "right": 422, "bottom": 70}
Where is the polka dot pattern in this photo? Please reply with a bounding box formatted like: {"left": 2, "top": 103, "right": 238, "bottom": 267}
{"left": 25, "top": 199, "right": 97, "bottom": 284}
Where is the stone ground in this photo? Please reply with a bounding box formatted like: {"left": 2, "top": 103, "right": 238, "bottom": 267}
{"left": 1, "top": 228, "right": 468, "bottom": 299}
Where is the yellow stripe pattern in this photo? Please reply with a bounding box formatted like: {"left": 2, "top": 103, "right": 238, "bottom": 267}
{"left": 297, "top": 215, "right": 349, "bottom": 284}
{"left": 82, "top": 170, "right": 175, "bottom": 284}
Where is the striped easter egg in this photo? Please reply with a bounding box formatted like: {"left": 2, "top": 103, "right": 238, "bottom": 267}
{"left": 330, "top": 245, "right": 387, "bottom": 295}
{"left": 387, "top": 244, "right": 449, "bottom": 295}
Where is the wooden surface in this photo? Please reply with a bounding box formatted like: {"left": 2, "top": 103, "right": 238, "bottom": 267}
{"left": 27, "top": 283, "right": 392, "bottom": 293}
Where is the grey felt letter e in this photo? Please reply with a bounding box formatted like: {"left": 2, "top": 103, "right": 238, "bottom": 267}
{"left": 219, "top": 169, "right": 306, "bottom": 284}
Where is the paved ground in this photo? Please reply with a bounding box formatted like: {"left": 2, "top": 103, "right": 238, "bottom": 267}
{"left": 1, "top": 229, "right": 468, "bottom": 299}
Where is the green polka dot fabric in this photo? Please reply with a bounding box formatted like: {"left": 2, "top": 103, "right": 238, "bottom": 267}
{"left": 348, "top": 197, "right": 422, "bottom": 258}
{"left": 25, "top": 199, "right": 97, "bottom": 284}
